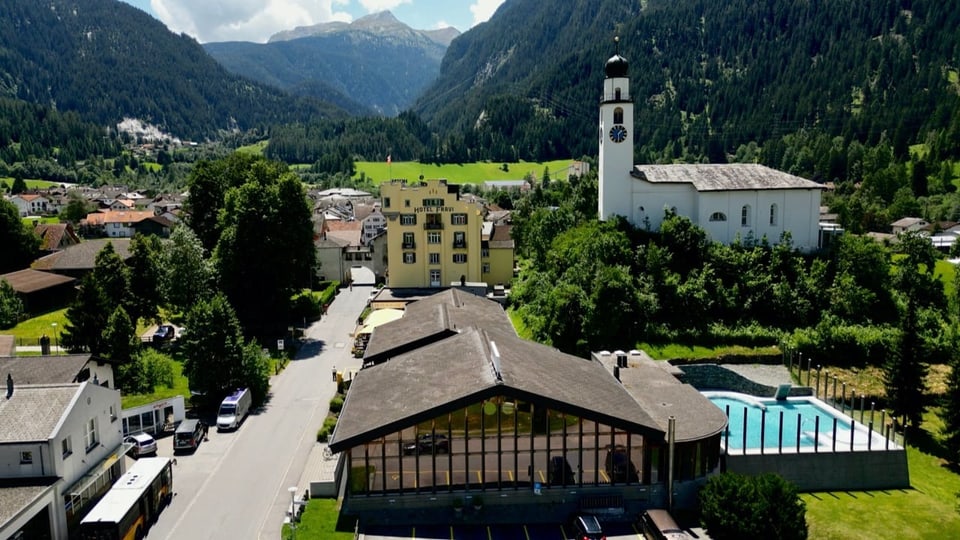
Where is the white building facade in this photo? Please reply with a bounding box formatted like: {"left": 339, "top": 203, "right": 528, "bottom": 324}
{"left": 597, "top": 45, "right": 824, "bottom": 251}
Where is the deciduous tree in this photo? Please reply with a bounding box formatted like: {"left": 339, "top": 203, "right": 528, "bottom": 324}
{"left": 699, "top": 472, "right": 807, "bottom": 540}
{"left": 0, "top": 198, "right": 40, "bottom": 273}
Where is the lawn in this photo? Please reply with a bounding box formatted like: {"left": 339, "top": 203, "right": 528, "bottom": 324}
{"left": 353, "top": 159, "right": 575, "bottom": 185}
{"left": 237, "top": 141, "right": 268, "bottom": 155}
{"left": 120, "top": 358, "right": 191, "bottom": 409}
{"left": 639, "top": 342, "right": 780, "bottom": 361}
{"left": 5, "top": 308, "right": 68, "bottom": 343}
{"left": 22, "top": 216, "right": 60, "bottom": 226}
{"left": 281, "top": 498, "right": 356, "bottom": 540}
{"left": 804, "top": 409, "right": 960, "bottom": 539}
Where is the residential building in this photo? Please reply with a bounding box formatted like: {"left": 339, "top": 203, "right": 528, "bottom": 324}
{"left": 597, "top": 45, "right": 824, "bottom": 251}
{"left": 356, "top": 203, "right": 387, "bottom": 246}
{"left": 7, "top": 194, "right": 51, "bottom": 217}
{"left": 891, "top": 217, "right": 930, "bottom": 235}
{"left": 33, "top": 238, "right": 133, "bottom": 278}
{"left": 0, "top": 378, "right": 125, "bottom": 539}
{"left": 0, "top": 269, "right": 77, "bottom": 315}
{"left": 80, "top": 210, "right": 171, "bottom": 238}
{"left": 381, "top": 179, "right": 514, "bottom": 289}
{"left": 35, "top": 223, "right": 81, "bottom": 253}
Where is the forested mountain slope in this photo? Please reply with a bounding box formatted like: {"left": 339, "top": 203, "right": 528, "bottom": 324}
{"left": 205, "top": 12, "right": 456, "bottom": 117}
{"left": 0, "top": 0, "right": 347, "bottom": 140}
{"left": 414, "top": 0, "right": 960, "bottom": 165}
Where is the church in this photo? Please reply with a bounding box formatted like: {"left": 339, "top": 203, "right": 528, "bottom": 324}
{"left": 598, "top": 41, "right": 825, "bottom": 251}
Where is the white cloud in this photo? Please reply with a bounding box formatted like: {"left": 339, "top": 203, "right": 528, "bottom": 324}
{"left": 150, "top": 0, "right": 352, "bottom": 43}
{"left": 358, "top": 0, "right": 411, "bottom": 13}
{"left": 469, "top": 0, "right": 505, "bottom": 27}
{"left": 433, "top": 20, "right": 450, "bottom": 30}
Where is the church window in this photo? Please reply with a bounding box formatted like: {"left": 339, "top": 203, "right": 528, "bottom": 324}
{"left": 741, "top": 205, "right": 751, "bottom": 226}
{"left": 614, "top": 107, "right": 623, "bottom": 124}
{"left": 709, "top": 212, "right": 727, "bottom": 222}
{"left": 615, "top": 88, "right": 622, "bottom": 100}
{"left": 769, "top": 204, "right": 778, "bottom": 226}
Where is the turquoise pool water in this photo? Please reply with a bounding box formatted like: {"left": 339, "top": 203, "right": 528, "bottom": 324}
{"left": 708, "top": 394, "right": 856, "bottom": 451}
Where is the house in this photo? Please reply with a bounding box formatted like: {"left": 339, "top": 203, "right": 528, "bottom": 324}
{"left": 80, "top": 210, "right": 169, "bottom": 238}
{"left": 0, "top": 354, "right": 115, "bottom": 390}
{"left": 35, "top": 223, "right": 81, "bottom": 253}
{"left": 7, "top": 194, "right": 51, "bottom": 217}
{"left": 891, "top": 217, "right": 930, "bottom": 235}
{"left": 0, "top": 269, "right": 77, "bottom": 315}
{"left": 597, "top": 45, "right": 824, "bottom": 251}
{"left": 356, "top": 203, "right": 387, "bottom": 246}
{"left": 32, "top": 239, "right": 133, "bottom": 278}
{"left": 0, "top": 378, "right": 125, "bottom": 539}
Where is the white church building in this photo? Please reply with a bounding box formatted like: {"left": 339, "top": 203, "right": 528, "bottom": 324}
{"left": 598, "top": 42, "right": 824, "bottom": 251}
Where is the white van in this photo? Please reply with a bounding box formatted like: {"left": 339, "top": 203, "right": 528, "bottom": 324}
{"left": 216, "top": 388, "right": 251, "bottom": 431}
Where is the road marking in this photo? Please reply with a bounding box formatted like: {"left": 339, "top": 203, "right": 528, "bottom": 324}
{"left": 632, "top": 522, "right": 644, "bottom": 538}
{"left": 560, "top": 523, "right": 569, "bottom": 540}
{"left": 446, "top": 471, "right": 451, "bottom": 485}
{"left": 508, "top": 470, "right": 514, "bottom": 481}
{"left": 538, "top": 470, "right": 546, "bottom": 483}
{"left": 450, "top": 525, "right": 454, "bottom": 539}
{"left": 600, "top": 469, "right": 610, "bottom": 482}
{"left": 476, "top": 470, "right": 483, "bottom": 482}
{"left": 487, "top": 526, "right": 493, "bottom": 540}
{"left": 523, "top": 524, "right": 530, "bottom": 540}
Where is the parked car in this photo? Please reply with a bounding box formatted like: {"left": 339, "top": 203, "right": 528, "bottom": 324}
{"left": 124, "top": 433, "right": 158, "bottom": 458}
{"left": 549, "top": 456, "right": 576, "bottom": 485}
{"left": 403, "top": 434, "right": 449, "bottom": 455}
{"left": 152, "top": 324, "right": 176, "bottom": 343}
{"left": 604, "top": 445, "right": 639, "bottom": 483}
{"left": 566, "top": 514, "right": 606, "bottom": 540}
{"left": 173, "top": 419, "right": 208, "bottom": 453}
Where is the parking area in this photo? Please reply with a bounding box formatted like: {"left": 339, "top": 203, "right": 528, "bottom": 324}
{"left": 361, "top": 522, "right": 646, "bottom": 539}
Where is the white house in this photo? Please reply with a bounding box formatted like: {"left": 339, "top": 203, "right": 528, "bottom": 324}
{"left": 597, "top": 43, "right": 824, "bottom": 251}
{"left": 357, "top": 203, "right": 387, "bottom": 246}
{"left": 6, "top": 194, "right": 51, "bottom": 217}
{"left": 0, "top": 378, "right": 125, "bottom": 539}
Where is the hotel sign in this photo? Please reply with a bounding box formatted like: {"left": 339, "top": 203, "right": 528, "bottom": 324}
{"left": 414, "top": 206, "right": 454, "bottom": 213}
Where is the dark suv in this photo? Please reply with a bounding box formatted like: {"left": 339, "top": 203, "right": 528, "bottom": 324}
{"left": 567, "top": 514, "right": 606, "bottom": 540}
{"left": 403, "top": 434, "right": 449, "bottom": 455}
{"left": 153, "top": 324, "right": 175, "bottom": 343}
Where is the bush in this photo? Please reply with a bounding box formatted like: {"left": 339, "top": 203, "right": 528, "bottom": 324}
{"left": 291, "top": 290, "right": 321, "bottom": 321}
{"left": 141, "top": 348, "right": 176, "bottom": 388}
{"left": 317, "top": 416, "right": 338, "bottom": 442}
{"left": 699, "top": 472, "right": 807, "bottom": 540}
{"left": 0, "top": 280, "right": 24, "bottom": 329}
{"left": 329, "top": 395, "right": 344, "bottom": 414}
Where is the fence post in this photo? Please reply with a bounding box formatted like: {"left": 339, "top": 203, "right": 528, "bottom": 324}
{"left": 841, "top": 383, "right": 847, "bottom": 414}
{"left": 816, "top": 366, "right": 821, "bottom": 398}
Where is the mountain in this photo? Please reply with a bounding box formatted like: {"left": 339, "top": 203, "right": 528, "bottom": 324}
{"left": 414, "top": 0, "right": 960, "bottom": 164}
{"left": 205, "top": 11, "right": 459, "bottom": 117}
{"left": 0, "top": 0, "right": 347, "bottom": 140}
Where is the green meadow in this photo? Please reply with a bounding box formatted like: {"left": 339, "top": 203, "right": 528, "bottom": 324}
{"left": 353, "top": 159, "right": 576, "bottom": 185}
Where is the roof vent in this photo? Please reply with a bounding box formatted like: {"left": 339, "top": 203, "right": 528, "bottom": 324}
{"left": 489, "top": 341, "right": 503, "bottom": 382}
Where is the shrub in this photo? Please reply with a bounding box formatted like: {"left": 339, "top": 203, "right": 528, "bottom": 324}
{"left": 0, "top": 280, "right": 24, "bottom": 328}
{"left": 329, "top": 395, "right": 344, "bottom": 414}
{"left": 317, "top": 416, "right": 338, "bottom": 442}
{"left": 699, "top": 472, "right": 807, "bottom": 540}
{"left": 141, "top": 349, "right": 176, "bottom": 388}
{"left": 291, "top": 290, "right": 321, "bottom": 321}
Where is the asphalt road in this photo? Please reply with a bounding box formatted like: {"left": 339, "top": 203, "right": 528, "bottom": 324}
{"left": 147, "top": 282, "right": 372, "bottom": 540}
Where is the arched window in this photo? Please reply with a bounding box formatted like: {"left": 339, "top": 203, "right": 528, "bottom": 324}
{"left": 614, "top": 107, "right": 623, "bottom": 124}
{"left": 741, "top": 205, "right": 751, "bottom": 227}
{"left": 769, "top": 204, "right": 778, "bottom": 226}
{"left": 709, "top": 212, "right": 727, "bottom": 222}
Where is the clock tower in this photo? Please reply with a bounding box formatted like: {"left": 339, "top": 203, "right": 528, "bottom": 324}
{"left": 598, "top": 38, "right": 634, "bottom": 221}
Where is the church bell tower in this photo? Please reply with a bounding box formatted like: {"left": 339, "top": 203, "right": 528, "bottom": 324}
{"left": 598, "top": 37, "right": 634, "bottom": 221}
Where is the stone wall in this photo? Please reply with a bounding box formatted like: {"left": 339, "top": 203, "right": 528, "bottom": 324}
{"left": 676, "top": 363, "right": 813, "bottom": 398}
{"left": 725, "top": 450, "right": 910, "bottom": 491}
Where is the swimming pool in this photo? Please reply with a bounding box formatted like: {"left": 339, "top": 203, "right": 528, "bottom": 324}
{"left": 703, "top": 391, "right": 888, "bottom": 453}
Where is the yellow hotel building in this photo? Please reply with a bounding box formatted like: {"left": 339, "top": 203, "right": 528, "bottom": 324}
{"left": 381, "top": 179, "right": 514, "bottom": 289}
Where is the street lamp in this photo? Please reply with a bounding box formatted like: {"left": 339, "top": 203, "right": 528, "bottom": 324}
{"left": 51, "top": 322, "right": 58, "bottom": 355}
{"left": 288, "top": 486, "right": 298, "bottom": 540}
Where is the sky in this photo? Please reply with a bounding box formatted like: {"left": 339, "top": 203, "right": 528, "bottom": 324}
{"left": 117, "top": 0, "right": 506, "bottom": 44}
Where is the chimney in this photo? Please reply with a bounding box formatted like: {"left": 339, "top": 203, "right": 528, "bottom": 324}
{"left": 6, "top": 373, "right": 12, "bottom": 399}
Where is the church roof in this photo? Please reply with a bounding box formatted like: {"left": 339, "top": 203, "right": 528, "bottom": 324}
{"left": 631, "top": 163, "right": 824, "bottom": 192}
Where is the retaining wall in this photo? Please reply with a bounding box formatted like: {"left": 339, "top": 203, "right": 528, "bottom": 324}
{"left": 725, "top": 449, "right": 909, "bottom": 491}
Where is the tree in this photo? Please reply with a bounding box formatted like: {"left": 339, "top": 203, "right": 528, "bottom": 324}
{"left": 162, "top": 225, "right": 215, "bottom": 313}
{"left": 884, "top": 299, "right": 928, "bottom": 427}
{"left": 60, "top": 191, "right": 93, "bottom": 223}
{"left": 214, "top": 158, "right": 316, "bottom": 335}
{"left": 940, "top": 328, "right": 960, "bottom": 462}
{"left": 0, "top": 279, "right": 24, "bottom": 328}
{"left": 93, "top": 242, "right": 131, "bottom": 310}
{"left": 0, "top": 198, "right": 40, "bottom": 273}
{"left": 127, "top": 234, "right": 163, "bottom": 325}
{"left": 61, "top": 274, "right": 110, "bottom": 354}
{"left": 10, "top": 174, "right": 26, "bottom": 194}
{"left": 181, "top": 294, "right": 268, "bottom": 405}
{"left": 102, "top": 306, "right": 146, "bottom": 393}
{"left": 699, "top": 472, "right": 807, "bottom": 540}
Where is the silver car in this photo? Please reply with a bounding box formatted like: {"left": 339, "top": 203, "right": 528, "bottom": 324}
{"left": 124, "top": 432, "right": 158, "bottom": 457}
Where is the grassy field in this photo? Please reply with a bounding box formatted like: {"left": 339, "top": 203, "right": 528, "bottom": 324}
{"left": 21, "top": 215, "right": 60, "bottom": 226}
{"left": 353, "top": 159, "right": 576, "bottom": 185}
{"left": 121, "top": 358, "right": 191, "bottom": 409}
{"left": 236, "top": 141, "right": 268, "bottom": 155}
{"left": 639, "top": 342, "right": 781, "bottom": 360}
{"left": 281, "top": 498, "right": 356, "bottom": 540}
{"left": 5, "top": 308, "right": 68, "bottom": 343}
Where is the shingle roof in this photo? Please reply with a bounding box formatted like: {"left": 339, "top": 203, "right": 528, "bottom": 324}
{"left": 631, "top": 163, "right": 823, "bottom": 192}
{"left": 0, "top": 355, "right": 93, "bottom": 384}
{"left": 330, "top": 327, "right": 664, "bottom": 451}
{"left": 0, "top": 479, "right": 57, "bottom": 527}
{"left": 32, "top": 239, "right": 132, "bottom": 272}
{"left": 0, "top": 383, "right": 81, "bottom": 442}
{"left": 0, "top": 269, "right": 76, "bottom": 294}
{"left": 489, "top": 224, "right": 514, "bottom": 249}
{"left": 34, "top": 223, "right": 79, "bottom": 251}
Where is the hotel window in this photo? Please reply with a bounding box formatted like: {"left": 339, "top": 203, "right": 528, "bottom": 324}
{"left": 453, "top": 231, "right": 466, "bottom": 248}
{"left": 769, "top": 204, "right": 778, "bottom": 226}
{"left": 427, "top": 232, "right": 441, "bottom": 244}
{"left": 708, "top": 212, "right": 727, "bottom": 222}
{"left": 404, "top": 199, "right": 410, "bottom": 207}
{"left": 429, "top": 253, "right": 440, "bottom": 265}
{"left": 20, "top": 451, "right": 33, "bottom": 465}
{"left": 423, "top": 198, "right": 444, "bottom": 207}
{"left": 482, "top": 248, "right": 490, "bottom": 258}
{"left": 402, "top": 232, "right": 415, "bottom": 248}
{"left": 84, "top": 418, "right": 98, "bottom": 452}
{"left": 451, "top": 213, "right": 467, "bottom": 225}
{"left": 430, "top": 269, "right": 441, "bottom": 285}
{"left": 741, "top": 205, "right": 751, "bottom": 227}
{"left": 403, "top": 252, "right": 416, "bottom": 264}
{"left": 62, "top": 436, "right": 73, "bottom": 458}
{"left": 453, "top": 253, "right": 467, "bottom": 264}
{"left": 483, "top": 263, "right": 491, "bottom": 273}
{"left": 400, "top": 214, "right": 416, "bottom": 225}
{"left": 383, "top": 197, "right": 391, "bottom": 208}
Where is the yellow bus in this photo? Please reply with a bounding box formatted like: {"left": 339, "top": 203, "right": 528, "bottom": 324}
{"left": 79, "top": 457, "right": 174, "bottom": 540}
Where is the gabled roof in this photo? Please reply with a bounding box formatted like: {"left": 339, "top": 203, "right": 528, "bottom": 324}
{"left": 34, "top": 223, "right": 80, "bottom": 251}
{"left": 330, "top": 327, "right": 664, "bottom": 452}
{"left": 631, "top": 163, "right": 823, "bottom": 192}
{"left": 891, "top": 217, "right": 927, "bottom": 228}
{"left": 0, "top": 354, "right": 96, "bottom": 384}
{"left": 489, "top": 224, "right": 514, "bottom": 249}
{"left": 0, "top": 269, "right": 75, "bottom": 293}
{"left": 83, "top": 210, "right": 155, "bottom": 226}
{"left": 0, "top": 383, "right": 81, "bottom": 442}
{"left": 32, "top": 239, "right": 132, "bottom": 272}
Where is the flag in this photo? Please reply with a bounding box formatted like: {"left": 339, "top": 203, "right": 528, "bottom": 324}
{"left": 386, "top": 154, "right": 391, "bottom": 164}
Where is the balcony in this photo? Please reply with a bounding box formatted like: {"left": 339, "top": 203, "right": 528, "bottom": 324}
{"left": 453, "top": 241, "right": 467, "bottom": 249}
{"left": 402, "top": 242, "right": 416, "bottom": 249}
{"left": 424, "top": 222, "right": 443, "bottom": 230}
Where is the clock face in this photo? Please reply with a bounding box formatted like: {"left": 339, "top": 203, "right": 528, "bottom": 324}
{"left": 609, "top": 124, "right": 628, "bottom": 143}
